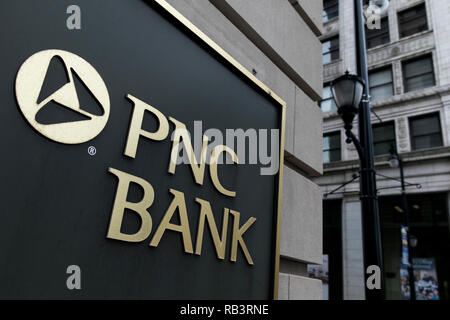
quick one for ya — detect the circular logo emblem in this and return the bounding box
[15,49,110,144]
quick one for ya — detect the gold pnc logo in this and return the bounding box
[15,49,110,144]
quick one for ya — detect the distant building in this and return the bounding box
[315,0,450,300]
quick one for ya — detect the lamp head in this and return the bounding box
[330,71,365,131]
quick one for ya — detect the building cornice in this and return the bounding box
[322,84,450,122]
[323,146,450,173]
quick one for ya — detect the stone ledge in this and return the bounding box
[322,85,450,122]
[367,30,434,66]
[323,146,450,172]
[278,273,323,300]
[371,85,450,108]
[288,0,323,37]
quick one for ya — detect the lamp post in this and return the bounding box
[388,147,416,300]
[330,0,389,300]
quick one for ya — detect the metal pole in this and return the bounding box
[398,156,416,300]
[354,0,385,300]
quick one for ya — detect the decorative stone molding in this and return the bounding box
[323,146,450,174]
[323,59,343,81]
[371,84,450,108]
[367,31,434,67]
[321,19,339,38]
[396,117,410,153]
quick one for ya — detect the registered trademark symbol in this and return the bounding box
[88,146,96,156]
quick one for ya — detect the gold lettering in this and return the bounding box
[210,145,238,197]
[230,210,256,265]
[195,198,229,259]
[107,167,154,242]
[150,189,193,254]
[124,94,169,158]
[168,117,209,185]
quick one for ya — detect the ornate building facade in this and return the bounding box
[315,0,450,300]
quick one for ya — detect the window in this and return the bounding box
[398,3,428,38]
[373,122,396,156]
[323,132,341,163]
[323,0,339,23]
[369,67,393,101]
[410,113,443,150]
[403,55,435,92]
[321,84,337,112]
[366,17,390,49]
[322,36,339,64]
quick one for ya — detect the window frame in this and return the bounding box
[372,121,396,156]
[321,83,338,112]
[366,16,390,49]
[409,112,443,151]
[323,131,341,163]
[398,3,428,38]
[368,66,394,101]
[322,35,340,65]
[323,0,339,23]
[402,54,435,93]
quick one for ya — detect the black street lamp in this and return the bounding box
[330,0,388,300]
[331,71,364,147]
[331,69,384,300]
[388,147,416,300]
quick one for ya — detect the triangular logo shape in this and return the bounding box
[34,55,105,125]
[35,100,91,124]
[71,68,104,116]
[37,55,70,105]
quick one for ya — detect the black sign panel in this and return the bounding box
[0,0,285,299]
